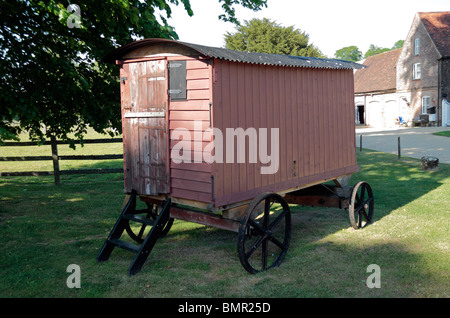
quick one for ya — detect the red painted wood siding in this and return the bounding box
[212,60,358,207]
[169,59,213,203]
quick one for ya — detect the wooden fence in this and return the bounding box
[1,137,123,185]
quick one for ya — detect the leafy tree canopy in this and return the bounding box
[0,0,267,146]
[364,44,390,58]
[224,18,324,57]
[334,40,405,62]
[334,45,362,62]
[392,40,405,49]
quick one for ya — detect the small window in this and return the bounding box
[168,60,187,100]
[413,63,421,80]
[422,96,430,114]
[414,38,420,55]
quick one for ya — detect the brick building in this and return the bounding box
[355,11,450,127]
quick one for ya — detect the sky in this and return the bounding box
[165,0,449,58]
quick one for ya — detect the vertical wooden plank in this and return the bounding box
[265,66,274,187]
[323,69,331,172]
[285,67,293,180]
[295,68,304,178]
[330,70,337,171]
[140,123,150,195]
[337,70,344,170]
[237,63,247,193]
[318,69,325,174]
[313,69,320,174]
[212,60,223,199]
[247,65,262,188]
[290,68,298,179]
[348,70,357,167]
[244,63,255,192]
[271,66,279,185]
[131,117,140,193]
[307,68,314,176]
[260,65,268,187]
[229,62,239,192]
[222,61,233,196]
[278,66,287,183]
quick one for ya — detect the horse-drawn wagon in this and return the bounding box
[97,39,373,275]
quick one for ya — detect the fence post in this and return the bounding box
[50,135,61,185]
[398,137,401,160]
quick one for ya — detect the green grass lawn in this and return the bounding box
[0,144,449,297]
[433,131,450,137]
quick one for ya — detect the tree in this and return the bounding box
[363,40,405,59]
[334,45,362,62]
[224,18,324,57]
[392,40,404,49]
[0,0,267,145]
[364,44,390,58]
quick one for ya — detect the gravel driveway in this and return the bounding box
[355,127,450,164]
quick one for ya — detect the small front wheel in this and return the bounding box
[237,193,291,274]
[349,181,374,229]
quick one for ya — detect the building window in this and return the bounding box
[168,60,187,101]
[413,63,421,80]
[422,96,430,114]
[414,38,420,55]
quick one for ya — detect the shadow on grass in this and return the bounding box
[0,149,448,297]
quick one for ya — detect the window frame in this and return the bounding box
[168,60,187,101]
[422,96,430,114]
[413,63,421,80]
[414,38,420,55]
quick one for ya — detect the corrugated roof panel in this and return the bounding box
[103,38,365,70]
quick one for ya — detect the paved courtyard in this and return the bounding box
[355,126,450,164]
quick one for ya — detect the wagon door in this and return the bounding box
[122,59,169,195]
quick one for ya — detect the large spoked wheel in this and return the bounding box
[238,193,291,274]
[349,181,374,229]
[125,203,174,244]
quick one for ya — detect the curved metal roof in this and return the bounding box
[103,38,364,70]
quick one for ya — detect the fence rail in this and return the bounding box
[1,137,124,185]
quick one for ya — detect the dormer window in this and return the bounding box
[414,38,420,55]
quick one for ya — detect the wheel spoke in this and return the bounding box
[261,239,268,270]
[245,235,265,259]
[267,209,289,232]
[248,219,265,235]
[268,235,286,250]
[360,184,366,203]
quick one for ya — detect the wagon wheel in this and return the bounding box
[125,203,174,244]
[238,193,291,274]
[349,181,374,229]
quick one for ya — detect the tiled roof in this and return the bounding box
[354,49,401,94]
[103,38,365,70]
[419,12,450,58]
